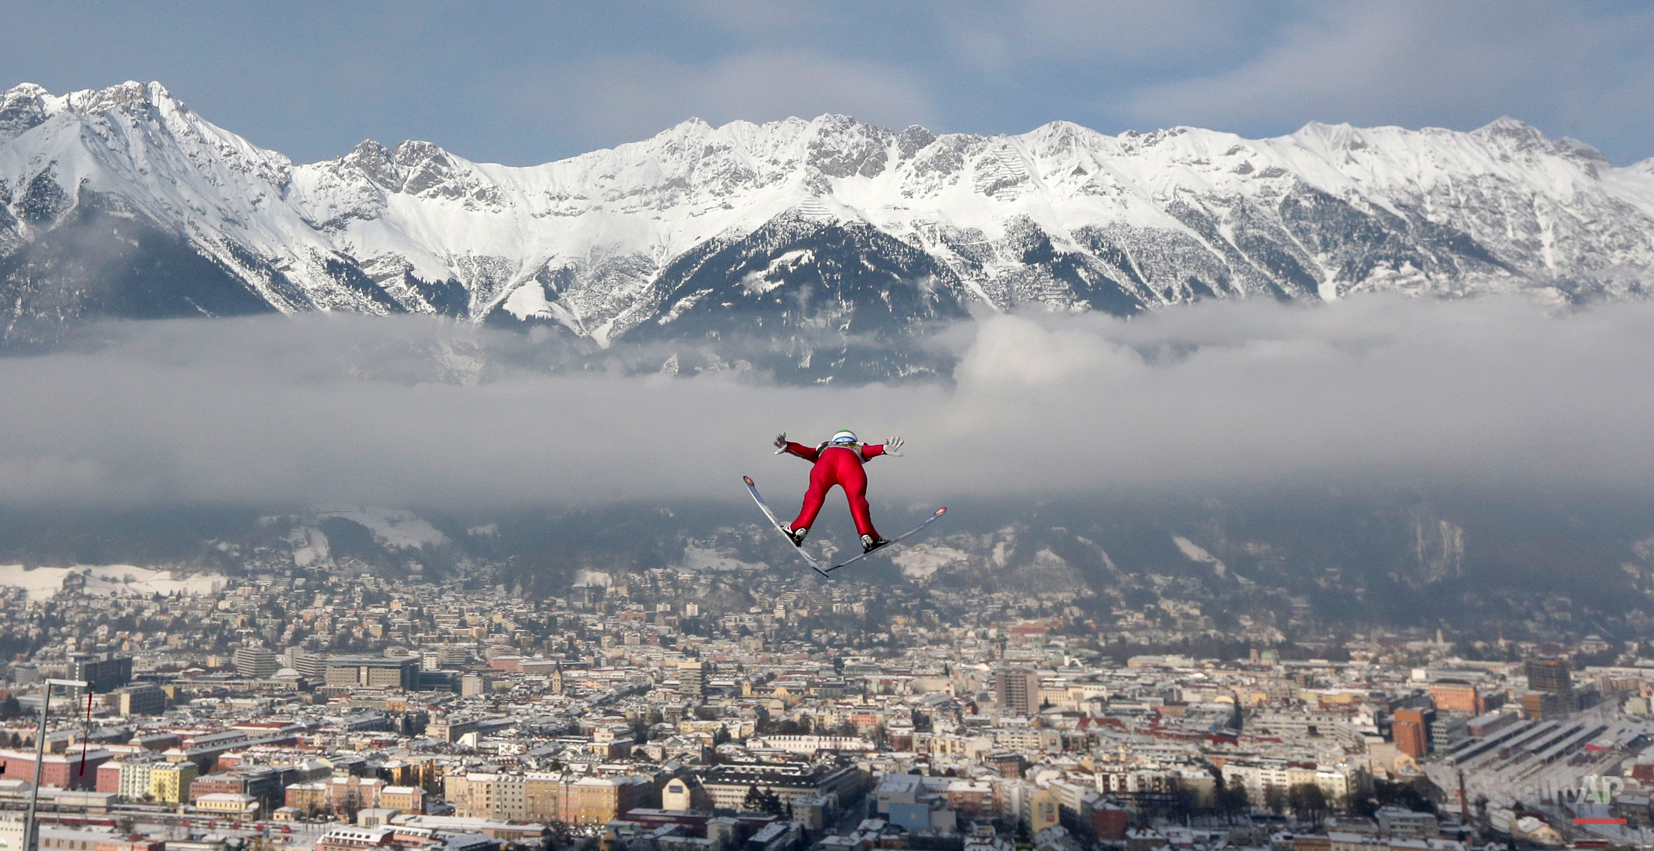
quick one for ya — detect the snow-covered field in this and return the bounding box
[0,564,225,601]
[288,526,330,567]
[890,543,971,580]
[677,544,768,573]
[1173,535,1229,578]
[314,506,449,549]
[572,569,613,587]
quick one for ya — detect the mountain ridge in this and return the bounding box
[5,80,1654,377]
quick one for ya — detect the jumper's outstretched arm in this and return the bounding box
[773,433,819,462]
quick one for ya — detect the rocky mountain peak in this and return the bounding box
[895,125,936,160]
[342,139,399,189]
[805,115,892,181]
[1473,114,1607,162]
[390,140,461,194]
[1477,114,1542,138]
[0,83,49,144]
[60,80,177,117]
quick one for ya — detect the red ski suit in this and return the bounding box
[781,441,888,538]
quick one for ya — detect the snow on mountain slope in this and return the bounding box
[5,80,1654,366]
[0,83,401,319]
[314,506,449,550]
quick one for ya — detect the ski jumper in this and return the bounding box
[781,440,887,538]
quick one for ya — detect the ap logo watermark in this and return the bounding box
[1543,775,1625,804]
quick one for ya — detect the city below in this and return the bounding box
[2,563,1650,851]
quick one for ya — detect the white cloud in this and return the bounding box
[1010,0,1256,64]
[1113,2,1654,156]
[0,296,1652,509]
[520,50,937,146]
[939,0,1255,77]
[679,0,818,35]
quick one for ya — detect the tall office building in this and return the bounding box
[1392,708,1430,758]
[233,645,281,679]
[67,652,132,693]
[1525,658,1577,715]
[1525,658,1572,693]
[116,684,166,716]
[288,647,329,680]
[679,662,705,703]
[994,668,1040,717]
[324,656,420,691]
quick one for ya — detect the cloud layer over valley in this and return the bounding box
[3,295,1652,509]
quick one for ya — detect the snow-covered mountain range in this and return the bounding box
[5,80,1654,374]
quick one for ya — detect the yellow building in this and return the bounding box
[284,781,328,814]
[524,773,562,823]
[565,776,651,825]
[1022,787,1059,833]
[450,773,649,825]
[149,762,199,804]
[195,793,259,816]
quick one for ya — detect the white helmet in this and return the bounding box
[830,430,858,445]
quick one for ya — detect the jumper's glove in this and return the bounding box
[774,432,789,454]
[884,436,904,456]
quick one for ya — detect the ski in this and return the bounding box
[743,476,832,578]
[825,507,948,573]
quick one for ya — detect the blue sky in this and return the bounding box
[3,0,1652,165]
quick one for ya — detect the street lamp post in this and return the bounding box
[23,679,89,851]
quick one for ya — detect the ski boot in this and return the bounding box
[861,534,890,555]
[784,526,809,547]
